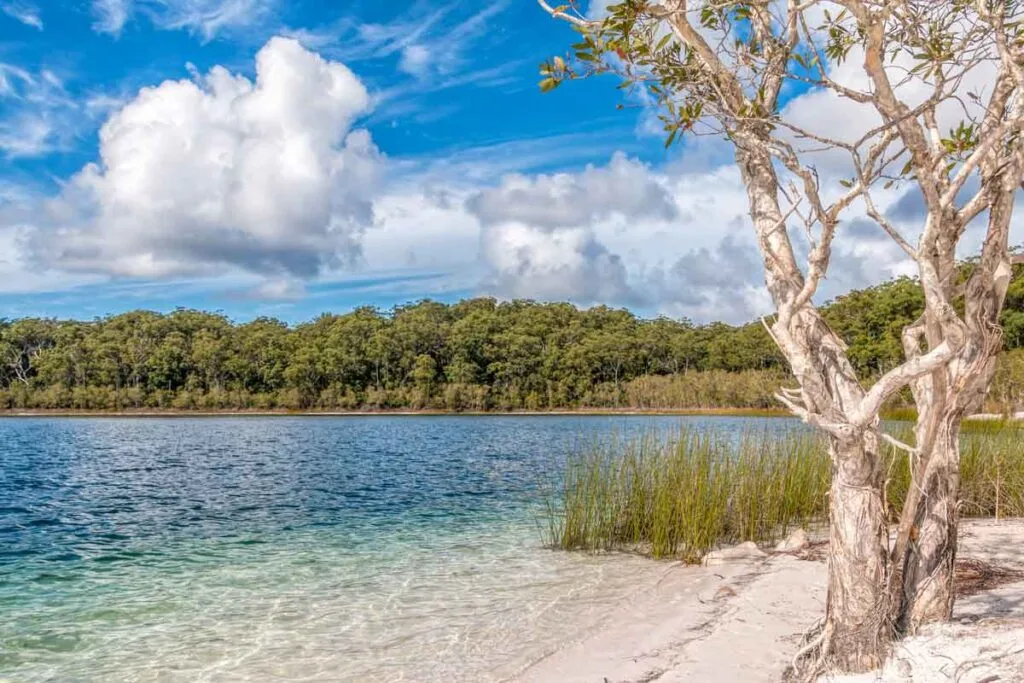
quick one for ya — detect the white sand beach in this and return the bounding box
[515,520,1024,683]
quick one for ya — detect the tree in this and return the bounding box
[538,0,1024,673]
[0,318,56,387]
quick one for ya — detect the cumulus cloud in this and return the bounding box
[466,153,678,304]
[645,228,771,322]
[7,12,1003,322]
[468,153,678,229]
[28,37,382,282]
[481,223,637,304]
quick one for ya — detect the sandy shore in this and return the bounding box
[514,520,1024,683]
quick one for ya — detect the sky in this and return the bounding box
[0,1,1016,325]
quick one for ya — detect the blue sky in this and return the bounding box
[0,0,684,323]
[2,1,650,179]
[0,1,970,325]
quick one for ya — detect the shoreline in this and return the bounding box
[0,407,793,418]
[517,519,1024,682]
[1,407,1021,420]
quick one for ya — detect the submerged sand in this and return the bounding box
[514,520,1024,683]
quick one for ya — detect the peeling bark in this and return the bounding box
[890,411,961,634]
[737,137,893,669]
[825,430,890,672]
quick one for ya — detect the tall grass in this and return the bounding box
[545,423,1024,562]
[884,421,1024,522]
[544,428,828,562]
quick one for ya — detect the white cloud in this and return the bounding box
[298,1,514,91]
[481,222,638,304]
[467,153,678,229]
[364,187,480,275]
[7,10,1016,323]
[398,44,431,78]
[248,277,306,300]
[1,1,42,29]
[91,0,276,40]
[151,0,277,41]
[645,230,774,323]
[92,0,131,35]
[779,24,999,179]
[0,64,80,158]
[26,37,381,284]
[465,153,679,306]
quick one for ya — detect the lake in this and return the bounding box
[0,415,794,682]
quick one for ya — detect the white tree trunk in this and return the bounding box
[825,430,890,671]
[894,185,1015,630]
[890,408,961,633]
[902,419,960,631]
[736,138,893,670]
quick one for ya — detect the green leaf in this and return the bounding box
[539,78,559,93]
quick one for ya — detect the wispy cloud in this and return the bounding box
[92,0,131,35]
[150,0,278,42]
[390,128,646,187]
[0,65,82,158]
[288,1,519,126]
[0,60,131,159]
[91,0,277,40]
[290,0,515,90]
[1,1,42,29]
[296,1,456,63]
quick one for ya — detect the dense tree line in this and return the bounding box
[2,267,1023,412]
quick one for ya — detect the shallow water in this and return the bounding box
[0,415,795,681]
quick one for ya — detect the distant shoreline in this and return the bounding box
[0,407,792,418]
[2,408,1020,419]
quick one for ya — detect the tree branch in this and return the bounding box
[854,323,965,427]
[536,0,593,28]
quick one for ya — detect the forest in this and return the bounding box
[3,266,1024,412]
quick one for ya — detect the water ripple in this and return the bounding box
[0,415,793,681]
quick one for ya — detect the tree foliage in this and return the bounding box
[2,267,1023,412]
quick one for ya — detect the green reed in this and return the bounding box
[883,420,1024,521]
[544,428,828,562]
[545,422,1024,562]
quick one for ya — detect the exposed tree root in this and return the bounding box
[783,617,827,682]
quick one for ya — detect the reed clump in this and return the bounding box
[884,421,1024,522]
[545,428,828,562]
[545,423,1024,562]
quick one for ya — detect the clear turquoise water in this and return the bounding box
[0,415,792,682]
